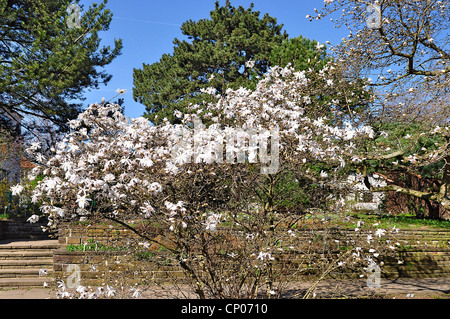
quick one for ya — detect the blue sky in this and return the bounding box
[77,0,348,119]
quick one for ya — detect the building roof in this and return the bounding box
[20,158,36,170]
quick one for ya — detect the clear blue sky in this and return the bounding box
[77,0,348,119]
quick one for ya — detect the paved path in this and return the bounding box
[0,278,448,299]
[298,277,450,298]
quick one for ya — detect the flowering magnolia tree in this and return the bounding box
[18,59,401,298]
[308,0,450,218]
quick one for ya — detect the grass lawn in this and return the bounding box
[346,211,450,230]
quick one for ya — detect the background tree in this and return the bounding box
[270,35,372,120]
[312,0,450,218]
[0,0,123,132]
[315,0,449,124]
[133,0,288,125]
[269,35,329,71]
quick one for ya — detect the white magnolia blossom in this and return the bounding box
[20,64,377,232]
[27,214,40,224]
[204,212,222,232]
[10,62,410,298]
[375,228,386,237]
[115,88,127,95]
[256,251,274,261]
[140,202,155,218]
[24,66,387,235]
[11,184,24,196]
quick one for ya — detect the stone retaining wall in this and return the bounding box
[0,221,4,240]
[0,218,52,240]
[57,220,142,246]
[53,249,187,287]
[53,221,450,287]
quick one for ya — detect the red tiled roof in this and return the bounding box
[20,158,36,169]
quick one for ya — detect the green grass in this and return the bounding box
[66,240,125,252]
[347,212,450,229]
[133,251,156,260]
[378,214,450,229]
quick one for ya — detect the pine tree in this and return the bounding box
[133,0,288,124]
[0,0,123,132]
[269,36,328,71]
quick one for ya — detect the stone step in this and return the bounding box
[394,239,450,243]
[0,240,60,251]
[0,238,58,288]
[397,247,450,252]
[385,259,450,266]
[3,233,51,238]
[397,251,450,259]
[396,254,450,261]
[384,271,450,279]
[400,240,450,243]
[297,237,450,246]
[0,259,53,269]
[0,268,53,278]
[0,251,53,260]
[327,265,450,279]
[0,277,50,288]
[398,258,450,264]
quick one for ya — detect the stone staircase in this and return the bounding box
[0,219,59,289]
[0,240,60,289]
[382,229,450,279]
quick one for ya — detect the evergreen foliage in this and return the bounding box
[133,0,288,124]
[0,0,122,131]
